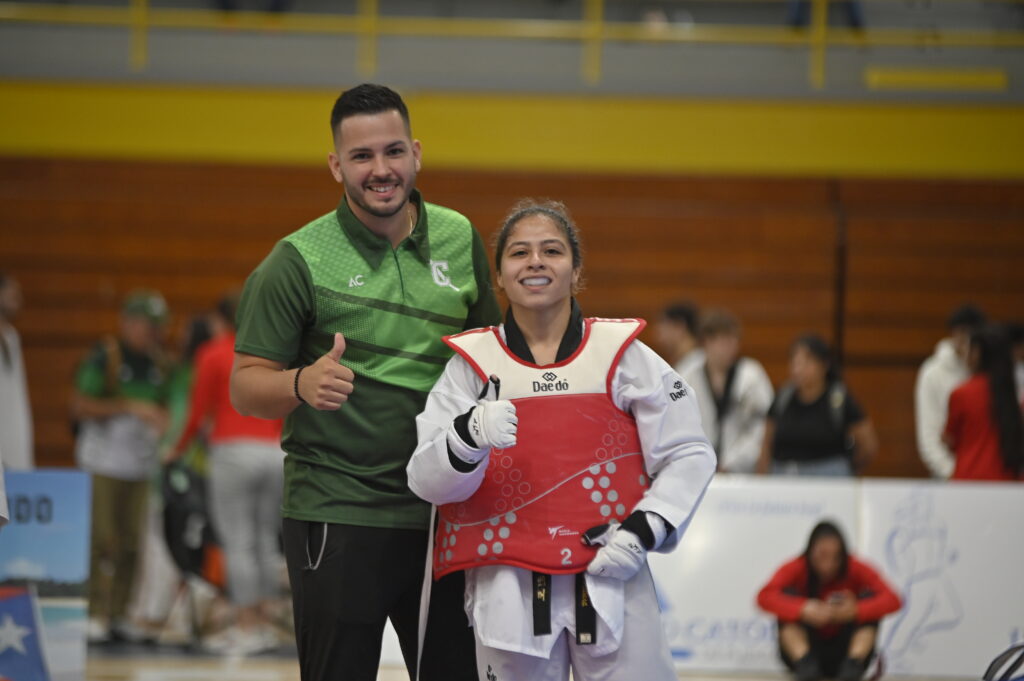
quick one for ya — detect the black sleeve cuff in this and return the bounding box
[448,410,481,473]
[621,510,656,551]
[453,411,477,448]
[447,448,480,473]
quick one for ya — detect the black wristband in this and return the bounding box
[294,366,306,404]
[453,411,477,448]
[621,510,656,551]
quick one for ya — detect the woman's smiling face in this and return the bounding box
[496,214,580,313]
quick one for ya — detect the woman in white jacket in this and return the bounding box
[407,199,716,681]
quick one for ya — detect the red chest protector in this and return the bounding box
[433,318,650,578]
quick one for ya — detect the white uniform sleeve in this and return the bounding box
[407,355,491,505]
[612,341,717,552]
[726,359,774,474]
[914,362,955,479]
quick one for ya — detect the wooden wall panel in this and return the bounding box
[841,183,1024,477]
[2,158,1020,478]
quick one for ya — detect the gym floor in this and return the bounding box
[84,644,946,681]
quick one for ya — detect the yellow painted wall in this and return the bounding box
[2,80,1023,178]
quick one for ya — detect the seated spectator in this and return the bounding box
[915,303,986,479]
[787,0,864,29]
[757,520,902,681]
[655,300,702,376]
[682,307,773,473]
[757,334,877,476]
[214,0,289,12]
[943,324,1024,481]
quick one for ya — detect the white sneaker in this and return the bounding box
[87,618,110,644]
[110,618,156,644]
[202,625,276,657]
[230,627,277,656]
[200,626,238,654]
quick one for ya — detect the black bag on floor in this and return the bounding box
[161,461,218,578]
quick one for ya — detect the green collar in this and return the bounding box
[335,189,431,269]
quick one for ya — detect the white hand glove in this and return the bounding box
[469,399,518,450]
[447,399,518,465]
[583,521,647,581]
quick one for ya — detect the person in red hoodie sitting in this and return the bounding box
[757,520,901,681]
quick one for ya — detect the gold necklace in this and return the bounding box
[406,204,416,238]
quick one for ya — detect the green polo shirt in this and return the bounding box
[235,191,500,529]
[75,339,168,404]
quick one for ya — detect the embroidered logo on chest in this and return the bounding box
[429,260,460,291]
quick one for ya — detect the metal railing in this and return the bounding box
[0,0,1022,88]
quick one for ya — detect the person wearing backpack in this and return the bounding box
[756,334,878,476]
[71,290,171,643]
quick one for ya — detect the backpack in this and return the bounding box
[161,460,223,589]
[70,335,122,437]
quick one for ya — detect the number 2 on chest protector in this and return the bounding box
[561,548,572,565]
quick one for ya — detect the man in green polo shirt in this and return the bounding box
[72,289,170,643]
[231,84,500,681]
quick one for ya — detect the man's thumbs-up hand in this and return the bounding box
[297,332,355,410]
[326,332,346,362]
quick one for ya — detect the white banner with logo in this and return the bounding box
[385,476,1022,677]
[648,475,1023,678]
[648,476,858,672]
[859,480,1024,677]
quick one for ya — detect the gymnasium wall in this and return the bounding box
[1,84,1021,474]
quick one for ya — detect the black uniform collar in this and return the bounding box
[503,299,584,365]
[335,189,430,269]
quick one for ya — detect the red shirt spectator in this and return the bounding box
[756,521,901,681]
[757,555,901,638]
[945,374,1020,481]
[174,332,281,453]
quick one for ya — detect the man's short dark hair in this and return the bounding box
[330,83,411,140]
[662,301,699,336]
[947,303,986,331]
[699,307,741,339]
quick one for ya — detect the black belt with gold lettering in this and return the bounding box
[532,572,551,636]
[530,571,597,645]
[575,573,596,645]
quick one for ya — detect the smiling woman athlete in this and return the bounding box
[407,199,717,681]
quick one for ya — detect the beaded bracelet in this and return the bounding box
[294,366,306,404]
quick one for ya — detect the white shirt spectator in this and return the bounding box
[915,338,968,479]
[0,323,33,470]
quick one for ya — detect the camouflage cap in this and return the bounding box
[122,289,169,326]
